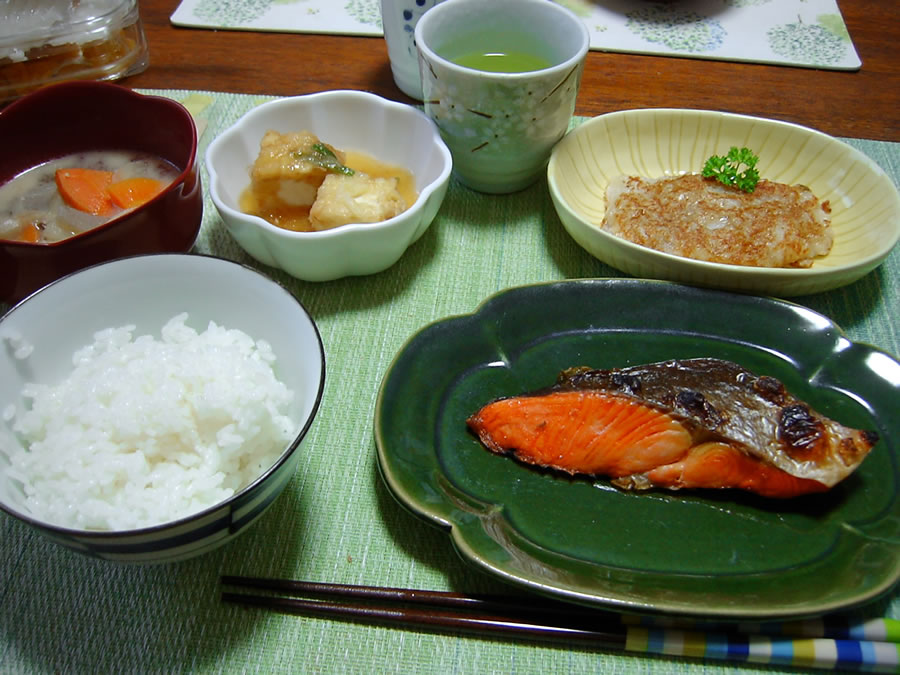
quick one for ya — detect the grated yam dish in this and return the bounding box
[601,174,833,268]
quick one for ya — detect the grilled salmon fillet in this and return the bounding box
[466,359,877,498]
[601,174,833,268]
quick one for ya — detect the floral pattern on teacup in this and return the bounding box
[421,63,582,156]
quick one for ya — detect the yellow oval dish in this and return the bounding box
[547,109,900,296]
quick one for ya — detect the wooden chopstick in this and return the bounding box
[221,591,627,648]
[221,575,604,620]
[220,576,626,649]
[220,576,900,672]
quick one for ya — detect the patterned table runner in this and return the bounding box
[170,0,862,70]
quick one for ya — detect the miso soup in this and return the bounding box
[0,150,180,244]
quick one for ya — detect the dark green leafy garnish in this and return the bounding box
[702,146,760,193]
[294,143,355,176]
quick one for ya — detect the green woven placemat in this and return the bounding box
[1,90,897,674]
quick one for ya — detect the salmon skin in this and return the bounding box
[466,358,878,498]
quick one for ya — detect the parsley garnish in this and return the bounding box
[702,146,760,193]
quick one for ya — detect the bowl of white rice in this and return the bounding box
[0,253,325,563]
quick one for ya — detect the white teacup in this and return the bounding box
[380,0,446,100]
[415,0,590,194]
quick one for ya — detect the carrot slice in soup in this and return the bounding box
[18,222,43,244]
[108,177,166,209]
[55,168,115,215]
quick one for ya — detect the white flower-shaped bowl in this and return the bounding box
[548,109,900,297]
[206,90,452,281]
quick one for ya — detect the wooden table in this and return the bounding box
[129,0,899,142]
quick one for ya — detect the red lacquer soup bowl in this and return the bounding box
[0,81,202,304]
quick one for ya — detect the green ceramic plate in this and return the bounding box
[374,279,900,619]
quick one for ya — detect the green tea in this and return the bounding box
[451,50,551,73]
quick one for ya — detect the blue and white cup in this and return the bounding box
[380,0,446,100]
[415,0,590,194]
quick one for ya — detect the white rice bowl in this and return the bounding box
[1,313,296,531]
[0,254,324,563]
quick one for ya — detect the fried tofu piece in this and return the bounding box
[308,173,407,231]
[249,130,345,212]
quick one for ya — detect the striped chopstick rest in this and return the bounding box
[624,615,900,643]
[626,627,900,672]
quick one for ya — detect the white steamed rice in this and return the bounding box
[0,313,296,531]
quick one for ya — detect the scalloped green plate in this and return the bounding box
[374,279,900,619]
